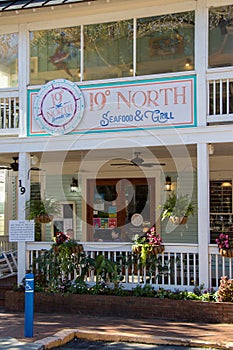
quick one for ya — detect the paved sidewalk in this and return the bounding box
[0,309,233,349]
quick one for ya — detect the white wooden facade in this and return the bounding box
[0,0,232,289]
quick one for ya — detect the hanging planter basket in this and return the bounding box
[150,245,165,255]
[219,248,233,258]
[132,245,141,254]
[132,244,165,255]
[71,244,84,253]
[35,214,53,224]
[169,216,188,225]
[53,243,84,254]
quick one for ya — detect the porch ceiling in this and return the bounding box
[0,142,232,169]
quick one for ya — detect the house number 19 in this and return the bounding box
[19,179,26,195]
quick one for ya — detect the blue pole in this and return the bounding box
[24,273,34,337]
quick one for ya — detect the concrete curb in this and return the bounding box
[34,329,233,350]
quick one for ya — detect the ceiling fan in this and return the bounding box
[0,156,42,173]
[110,152,166,168]
[0,157,19,171]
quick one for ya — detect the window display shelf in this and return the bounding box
[210,180,232,213]
[210,180,232,243]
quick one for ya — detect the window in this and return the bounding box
[0,33,18,88]
[209,5,233,69]
[210,180,233,243]
[29,11,195,85]
[29,27,81,85]
[136,11,195,75]
[84,20,133,81]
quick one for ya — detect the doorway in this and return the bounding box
[86,178,155,241]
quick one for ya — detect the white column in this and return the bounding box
[197,143,210,288]
[195,0,208,127]
[18,24,28,137]
[17,152,31,285]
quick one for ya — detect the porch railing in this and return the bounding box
[0,90,19,135]
[26,242,200,291]
[0,235,17,252]
[25,242,233,291]
[209,244,233,287]
[207,69,233,124]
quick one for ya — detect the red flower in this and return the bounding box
[55,232,69,245]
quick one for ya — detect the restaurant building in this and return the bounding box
[0,0,232,289]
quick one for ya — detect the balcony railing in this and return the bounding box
[0,90,19,135]
[207,69,233,124]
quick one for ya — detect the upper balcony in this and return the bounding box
[0,90,19,136]
[207,69,233,125]
[1,3,233,136]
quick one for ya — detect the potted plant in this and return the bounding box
[159,192,195,225]
[216,233,233,258]
[132,225,164,265]
[25,198,60,223]
[53,231,83,254]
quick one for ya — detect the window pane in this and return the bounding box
[0,33,18,88]
[84,20,133,81]
[29,27,81,85]
[209,6,233,68]
[136,11,195,75]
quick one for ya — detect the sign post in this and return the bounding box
[24,273,34,337]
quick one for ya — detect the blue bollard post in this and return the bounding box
[24,273,34,337]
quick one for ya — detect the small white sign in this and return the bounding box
[9,220,35,242]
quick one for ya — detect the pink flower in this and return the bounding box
[146,225,163,246]
[216,233,230,249]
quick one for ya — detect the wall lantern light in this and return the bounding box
[70,177,79,192]
[165,176,172,191]
[220,181,232,188]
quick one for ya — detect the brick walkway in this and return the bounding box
[0,309,233,349]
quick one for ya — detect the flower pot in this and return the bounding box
[219,247,233,258]
[53,245,59,253]
[132,245,165,255]
[71,244,84,253]
[132,245,141,254]
[150,245,165,255]
[169,216,188,225]
[35,214,53,223]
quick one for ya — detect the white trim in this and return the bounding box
[197,143,209,288]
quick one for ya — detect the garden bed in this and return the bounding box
[5,291,233,323]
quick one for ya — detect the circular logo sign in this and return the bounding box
[131,213,143,227]
[34,79,84,135]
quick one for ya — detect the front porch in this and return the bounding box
[25,241,227,291]
[0,140,232,291]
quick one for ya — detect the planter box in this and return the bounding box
[5,291,233,323]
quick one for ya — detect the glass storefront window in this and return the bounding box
[136,11,195,75]
[84,20,133,81]
[209,6,233,69]
[29,27,81,85]
[29,12,195,85]
[0,33,18,88]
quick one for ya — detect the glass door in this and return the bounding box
[86,178,155,241]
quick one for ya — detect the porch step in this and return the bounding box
[0,276,17,307]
